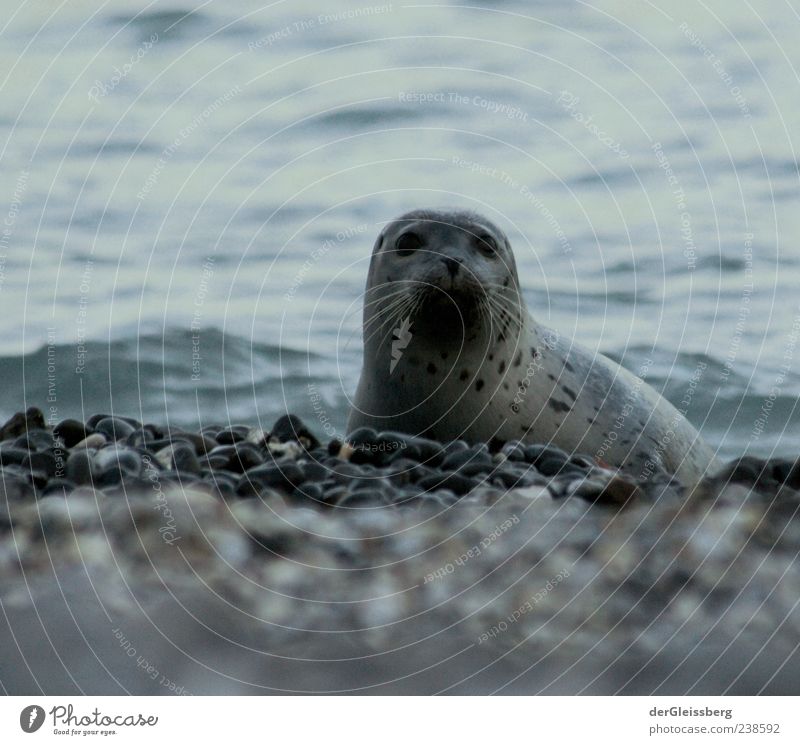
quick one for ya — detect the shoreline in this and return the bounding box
[1,406,799,694]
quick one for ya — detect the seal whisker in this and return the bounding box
[368,291,422,352]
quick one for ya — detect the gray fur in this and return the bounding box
[348,209,719,486]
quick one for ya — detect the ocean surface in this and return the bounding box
[1,0,799,460]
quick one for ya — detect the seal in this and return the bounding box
[347,209,719,485]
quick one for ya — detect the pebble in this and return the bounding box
[0,407,46,441]
[73,433,108,451]
[66,450,95,485]
[416,470,479,496]
[22,451,58,478]
[216,426,250,445]
[441,444,492,471]
[94,417,136,441]
[53,419,94,447]
[271,414,320,450]
[0,410,776,518]
[237,462,306,497]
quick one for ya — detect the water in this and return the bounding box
[1,0,799,460]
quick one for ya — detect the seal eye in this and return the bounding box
[476,234,498,257]
[395,231,423,256]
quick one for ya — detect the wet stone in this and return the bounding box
[490,465,538,489]
[21,451,58,478]
[325,461,366,485]
[442,445,492,471]
[0,446,30,467]
[53,419,94,447]
[16,429,55,451]
[86,413,140,429]
[500,440,528,462]
[94,417,136,441]
[453,461,495,478]
[66,450,95,485]
[297,460,329,483]
[237,462,306,497]
[443,439,470,455]
[416,470,477,496]
[270,414,320,450]
[155,443,201,475]
[218,442,265,473]
[536,456,579,478]
[200,452,232,470]
[292,482,325,503]
[40,478,78,497]
[525,444,569,465]
[164,430,217,455]
[216,426,250,445]
[336,491,387,508]
[0,407,46,441]
[347,427,378,448]
[126,428,155,448]
[94,446,142,480]
[73,433,108,451]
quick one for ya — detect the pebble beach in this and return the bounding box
[2,406,799,694]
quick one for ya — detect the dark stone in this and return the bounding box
[0,446,31,467]
[163,429,217,455]
[86,413,140,429]
[206,443,264,474]
[298,461,329,483]
[327,439,342,456]
[200,452,232,470]
[237,462,306,497]
[126,428,155,448]
[525,444,569,464]
[0,407,46,441]
[500,440,528,462]
[441,445,492,471]
[538,459,586,479]
[378,432,445,466]
[54,419,94,448]
[326,461,366,485]
[454,461,495,478]
[21,451,58,478]
[489,466,536,489]
[347,427,378,448]
[421,490,460,508]
[293,482,324,502]
[0,470,34,506]
[271,414,320,450]
[487,436,506,454]
[66,450,95,485]
[94,417,135,441]
[416,471,477,496]
[165,443,201,475]
[200,469,239,497]
[17,429,55,451]
[94,446,143,481]
[215,426,248,445]
[336,491,388,508]
[443,440,470,455]
[144,437,183,452]
[569,454,596,470]
[40,478,78,497]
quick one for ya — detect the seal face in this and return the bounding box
[348,209,717,485]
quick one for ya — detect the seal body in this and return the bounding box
[348,209,718,485]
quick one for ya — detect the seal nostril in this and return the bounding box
[442,257,460,278]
